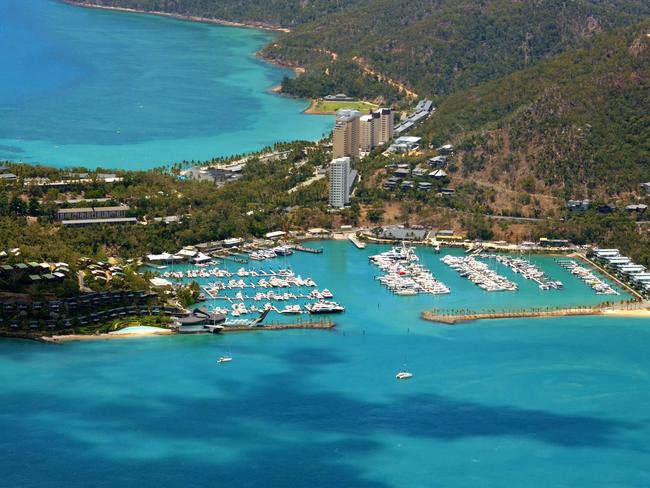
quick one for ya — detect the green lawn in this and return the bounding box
[307,99,379,114]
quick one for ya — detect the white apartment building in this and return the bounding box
[329,157,353,208]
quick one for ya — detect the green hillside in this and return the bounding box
[265,0,650,97]
[417,20,650,197]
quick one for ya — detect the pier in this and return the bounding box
[292,245,323,254]
[220,320,335,333]
[348,235,366,249]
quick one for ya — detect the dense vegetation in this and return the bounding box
[267,0,650,98]
[0,142,348,263]
[417,20,650,198]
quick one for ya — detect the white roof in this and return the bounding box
[176,248,198,257]
[192,253,212,263]
[265,231,287,239]
[395,136,422,144]
[147,252,173,261]
[150,277,172,287]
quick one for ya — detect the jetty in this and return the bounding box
[348,235,366,249]
[292,245,323,254]
[220,320,335,333]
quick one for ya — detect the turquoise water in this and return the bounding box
[2,241,650,487]
[159,243,628,319]
[0,0,333,169]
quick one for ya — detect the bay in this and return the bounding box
[1,241,649,487]
[0,0,333,169]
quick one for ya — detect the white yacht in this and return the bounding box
[321,289,334,298]
[396,371,413,380]
[304,301,345,314]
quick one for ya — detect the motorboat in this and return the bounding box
[217,356,232,363]
[279,304,302,314]
[321,289,333,298]
[396,371,413,380]
[304,301,345,314]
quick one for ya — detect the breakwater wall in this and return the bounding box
[420,303,643,325]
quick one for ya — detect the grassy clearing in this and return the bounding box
[306,99,379,114]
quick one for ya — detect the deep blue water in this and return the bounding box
[0,0,333,169]
[2,242,650,487]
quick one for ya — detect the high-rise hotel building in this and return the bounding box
[328,156,352,208]
[359,108,394,152]
[332,109,361,160]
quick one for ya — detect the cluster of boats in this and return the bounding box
[224,289,333,302]
[249,246,293,261]
[441,255,517,292]
[485,254,563,290]
[558,260,619,295]
[204,275,318,294]
[159,266,295,281]
[212,299,344,317]
[213,302,303,317]
[369,246,450,296]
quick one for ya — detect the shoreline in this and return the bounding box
[60,1,290,32]
[62,1,314,109]
[15,321,335,343]
[43,329,175,343]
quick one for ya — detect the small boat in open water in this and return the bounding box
[217,356,233,363]
[396,371,413,380]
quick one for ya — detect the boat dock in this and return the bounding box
[348,235,366,249]
[292,245,323,254]
[441,255,517,292]
[220,320,335,333]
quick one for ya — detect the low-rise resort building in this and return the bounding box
[57,205,136,227]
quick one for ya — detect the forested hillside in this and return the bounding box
[417,20,650,198]
[267,0,650,97]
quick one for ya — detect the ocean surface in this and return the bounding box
[2,241,650,487]
[0,0,333,169]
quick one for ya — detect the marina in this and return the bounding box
[370,245,450,296]
[557,260,619,295]
[152,259,344,318]
[484,254,563,290]
[149,242,627,322]
[441,255,517,292]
